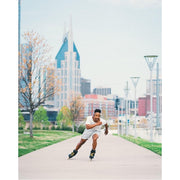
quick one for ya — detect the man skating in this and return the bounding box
[68,109,108,160]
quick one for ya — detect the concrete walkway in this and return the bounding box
[19,134,161,180]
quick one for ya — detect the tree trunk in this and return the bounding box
[29,110,33,138]
[72,122,74,132]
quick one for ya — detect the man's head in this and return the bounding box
[93,109,101,122]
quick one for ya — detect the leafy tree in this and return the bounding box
[56,106,72,129]
[33,106,49,129]
[42,116,50,129]
[18,109,25,129]
[56,111,63,128]
[18,31,60,137]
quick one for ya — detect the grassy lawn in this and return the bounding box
[18,130,80,157]
[113,134,162,156]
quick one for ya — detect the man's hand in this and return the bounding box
[104,129,108,135]
[86,121,102,129]
[96,121,102,126]
[104,123,108,135]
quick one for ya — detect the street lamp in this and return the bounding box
[144,55,158,142]
[130,77,140,138]
[121,98,124,135]
[117,104,120,135]
[124,81,130,136]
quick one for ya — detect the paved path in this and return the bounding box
[19,134,161,180]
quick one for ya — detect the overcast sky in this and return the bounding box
[20,0,161,99]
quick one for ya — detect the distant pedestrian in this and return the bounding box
[68,109,109,160]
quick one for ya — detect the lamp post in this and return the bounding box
[117,104,120,135]
[144,55,158,142]
[130,77,140,138]
[121,98,124,135]
[124,81,130,136]
[156,62,160,128]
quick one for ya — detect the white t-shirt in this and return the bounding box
[85,116,107,131]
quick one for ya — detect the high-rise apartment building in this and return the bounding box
[93,87,111,96]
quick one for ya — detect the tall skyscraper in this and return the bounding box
[93,87,111,96]
[55,18,81,109]
[80,78,91,97]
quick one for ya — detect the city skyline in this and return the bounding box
[20,0,161,98]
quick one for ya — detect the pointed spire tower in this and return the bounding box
[68,15,73,53]
[55,16,81,110]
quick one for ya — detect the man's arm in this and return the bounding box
[86,121,102,129]
[104,123,108,135]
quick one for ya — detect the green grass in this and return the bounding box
[18,130,80,157]
[113,134,162,156]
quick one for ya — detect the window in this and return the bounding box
[64,78,67,83]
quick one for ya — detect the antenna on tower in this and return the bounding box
[63,22,67,42]
[68,15,73,52]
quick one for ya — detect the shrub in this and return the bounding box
[77,125,85,134]
[56,126,61,130]
[74,125,78,132]
[51,126,56,130]
[43,127,49,130]
[18,109,26,129]
[62,126,72,131]
[18,127,24,130]
[33,126,41,130]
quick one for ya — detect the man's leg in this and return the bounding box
[92,134,99,150]
[89,133,99,159]
[68,138,87,159]
[75,138,87,151]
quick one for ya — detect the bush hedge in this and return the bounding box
[77,125,85,134]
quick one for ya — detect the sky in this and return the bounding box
[20,0,162,99]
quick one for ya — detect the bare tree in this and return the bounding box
[69,96,85,132]
[19,31,60,137]
[102,105,109,120]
